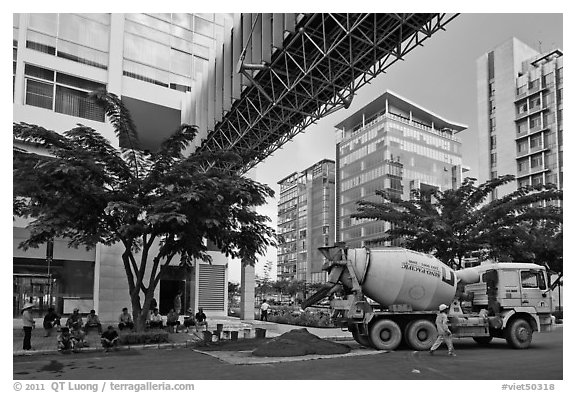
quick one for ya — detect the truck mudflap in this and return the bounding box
[502,308,540,332]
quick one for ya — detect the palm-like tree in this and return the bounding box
[353,175,562,269]
[13,89,276,329]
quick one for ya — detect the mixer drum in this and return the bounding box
[346,247,458,311]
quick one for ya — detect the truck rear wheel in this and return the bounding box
[369,319,402,351]
[405,319,437,351]
[505,319,533,349]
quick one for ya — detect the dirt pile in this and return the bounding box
[252,328,350,357]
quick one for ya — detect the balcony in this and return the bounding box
[515,124,551,140]
[515,105,547,121]
[514,83,548,102]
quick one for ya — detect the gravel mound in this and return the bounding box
[252,328,350,357]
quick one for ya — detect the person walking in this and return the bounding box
[21,302,35,351]
[260,300,270,321]
[429,303,456,356]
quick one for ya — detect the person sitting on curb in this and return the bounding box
[57,327,73,353]
[194,308,208,332]
[66,308,83,331]
[84,309,103,334]
[101,325,119,352]
[149,308,164,330]
[70,324,88,351]
[183,308,195,333]
[166,308,180,333]
[118,307,134,331]
[43,307,61,338]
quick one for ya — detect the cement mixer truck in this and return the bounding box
[302,244,554,351]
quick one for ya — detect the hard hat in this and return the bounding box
[438,304,448,311]
[21,302,34,310]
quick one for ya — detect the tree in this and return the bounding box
[13,89,276,330]
[353,175,562,269]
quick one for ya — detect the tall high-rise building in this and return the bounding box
[335,90,466,248]
[476,38,563,199]
[12,13,233,320]
[277,159,336,284]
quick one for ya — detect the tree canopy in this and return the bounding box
[353,175,562,270]
[13,89,276,329]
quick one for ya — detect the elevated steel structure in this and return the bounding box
[195,13,459,171]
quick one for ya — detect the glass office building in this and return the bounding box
[335,90,466,248]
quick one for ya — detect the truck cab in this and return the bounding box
[464,263,553,334]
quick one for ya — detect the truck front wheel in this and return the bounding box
[351,326,374,348]
[369,319,402,351]
[405,319,437,351]
[505,319,533,349]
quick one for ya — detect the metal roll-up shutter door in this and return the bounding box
[198,264,226,311]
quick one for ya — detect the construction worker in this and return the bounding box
[429,304,456,356]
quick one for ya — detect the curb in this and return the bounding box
[14,340,199,357]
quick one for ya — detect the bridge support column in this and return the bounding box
[240,263,255,321]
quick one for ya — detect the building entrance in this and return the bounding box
[13,274,57,318]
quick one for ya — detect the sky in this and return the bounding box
[228,13,564,283]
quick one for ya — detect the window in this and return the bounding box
[488,81,495,96]
[521,271,547,290]
[528,79,540,91]
[26,14,110,69]
[518,159,529,172]
[544,112,555,127]
[517,121,528,134]
[24,64,105,122]
[531,155,543,169]
[490,135,497,150]
[489,117,496,132]
[543,73,554,87]
[517,84,527,96]
[517,140,528,154]
[517,102,528,115]
[530,135,542,149]
[490,152,497,167]
[529,116,541,130]
[542,92,553,106]
[557,67,563,84]
[529,96,541,110]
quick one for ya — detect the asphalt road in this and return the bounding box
[13,327,562,380]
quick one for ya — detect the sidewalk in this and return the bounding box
[13,317,352,356]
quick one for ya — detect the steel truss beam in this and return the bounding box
[198,13,459,172]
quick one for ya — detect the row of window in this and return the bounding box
[23,64,106,122]
[517,111,556,135]
[340,162,405,192]
[18,13,224,92]
[516,71,557,96]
